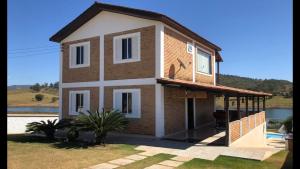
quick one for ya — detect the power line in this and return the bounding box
[9,51,59,59]
[8,45,59,52]
[8,47,59,54]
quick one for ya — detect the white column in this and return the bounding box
[155,84,165,137]
[59,45,63,120]
[155,23,164,78]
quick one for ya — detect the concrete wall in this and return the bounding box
[7,114,58,134]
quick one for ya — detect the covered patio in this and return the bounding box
[157,78,272,147]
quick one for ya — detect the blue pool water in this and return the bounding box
[266,133,284,139]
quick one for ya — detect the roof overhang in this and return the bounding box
[49,2,222,52]
[157,78,272,97]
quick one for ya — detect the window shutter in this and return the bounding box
[115,38,122,62]
[70,46,77,67]
[83,92,90,114]
[132,90,140,117]
[70,92,76,114]
[131,35,140,59]
[114,91,122,112]
[83,43,90,65]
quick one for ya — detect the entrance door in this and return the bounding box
[187,98,194,130]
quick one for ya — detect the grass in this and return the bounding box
[8,134,139,169]
[216,96,292,109]
[118,154,175,169]
[8,88,59,107]
[177,150,292,169]
[8,135,292,169]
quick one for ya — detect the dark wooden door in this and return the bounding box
[187,98,194,130]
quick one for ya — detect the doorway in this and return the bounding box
[187,98,194,130]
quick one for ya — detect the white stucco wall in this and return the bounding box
[7,114,59,134]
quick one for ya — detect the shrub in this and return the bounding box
[282,116,293,133]
[26,119,59,139]
[56,118,79,142]
[75,109,128,144]
[51,97,59,103]
[35,94,44,101]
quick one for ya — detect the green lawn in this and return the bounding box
[8,134,292,169]
[178,150,292,169]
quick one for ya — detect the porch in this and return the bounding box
[157,78,272,147]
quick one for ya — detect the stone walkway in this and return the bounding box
[87,132,285,169]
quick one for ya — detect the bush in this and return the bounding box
[282,116,293,133]
[35,94,44,101]
[26,119,59,139]
[51,97,59,103]
[56,118,79,142]
[75,109,128,144]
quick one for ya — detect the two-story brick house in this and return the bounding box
[50,2,271,147]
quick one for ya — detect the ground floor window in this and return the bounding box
[69,90,90,115]
[113,89,141,118]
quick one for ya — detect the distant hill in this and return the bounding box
[219,74,292,96]
[8,85,32,90]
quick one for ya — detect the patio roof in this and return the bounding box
[157,78,272,97]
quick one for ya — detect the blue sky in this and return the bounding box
[8,0,292,85]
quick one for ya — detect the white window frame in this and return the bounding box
[195,46,213,76]
[187,42,194,54]
[113,88,141,118]
[113,32,141,64]
[69,90,90,115]
[69,41,90,68]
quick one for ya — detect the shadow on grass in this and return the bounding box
[281,151,293,169]
[8,134,101,149]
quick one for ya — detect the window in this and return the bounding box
[113,32,140,64]
[69,90,90,115]
[196,48,212,75]
[69,42,90,68]
[113,89,141,118]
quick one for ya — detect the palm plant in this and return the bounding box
[75,109,128,144]
[26,119,59,139]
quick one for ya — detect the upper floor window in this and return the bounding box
[69,90,90,115]
[69,41,90,68]
[113,32,140,64]
[113,89,141,118]
[196,48,212,75]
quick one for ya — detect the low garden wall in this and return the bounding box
[229,111,266,146]
[7,113,59,134]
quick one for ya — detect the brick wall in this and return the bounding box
[62,36,100,83]
[104,26,155,80]
[164,27,193,81]
[103,85,155,136]
[164,87,186,135]
[241,117,249,135]
[249,115,255,129]
[62,87,99,118]
[230,120,240,143]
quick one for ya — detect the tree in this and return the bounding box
[53,82,59,89]
[49,83,54,88]
[75,109,128,144]
[35,94,44,101]
[30,83,41,92]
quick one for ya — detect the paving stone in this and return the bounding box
[144,164,174,169]
[159,160,184,167]
[89,163,119,169]
[138,151,160,156]
[125,154,147,161]
[108,158,135,166]
[171,156,194,162]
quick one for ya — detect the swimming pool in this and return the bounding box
[266,133,284,139]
